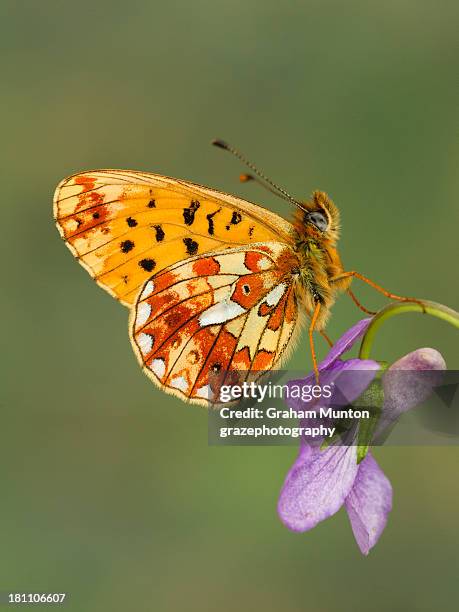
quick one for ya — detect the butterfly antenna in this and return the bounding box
[212,139,305,211]
[239,172,291,199]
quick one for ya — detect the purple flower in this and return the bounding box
[278,319,446,555]
[286,318,380,440]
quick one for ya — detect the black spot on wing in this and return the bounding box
[226,211,242,230]
[126,217,138,227]
[121,239,134,253]
[92,212,100,219]
[139,258,156,272]
[206,208,221,235]
[153,224,165,242]
[147,199,156,208]
[183,237,199,255]
[183,200,200,225]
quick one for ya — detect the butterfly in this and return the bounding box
[54,140,415,405]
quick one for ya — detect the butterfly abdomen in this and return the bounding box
[296,250,333,330]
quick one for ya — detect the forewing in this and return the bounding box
[54,170,297,305]
[129,243,301,406]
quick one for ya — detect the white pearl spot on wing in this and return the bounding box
[136,302,151,327]
[137,333,153,355]
[67,219,81,232]
[170,376,189,392]
[265,283,287,307]
[150,358,166,379]
[199,299,245,326]
[140,280,154,300]
[196,384,213,400]
[258,256,271,270]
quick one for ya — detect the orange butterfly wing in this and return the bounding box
[129,243,302,405]
[53,170,296,306]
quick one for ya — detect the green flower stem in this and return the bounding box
[359,300,459,360]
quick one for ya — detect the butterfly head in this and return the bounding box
[294,191,340,244]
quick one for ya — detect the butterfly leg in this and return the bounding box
[319,329,333,347]
[307,308,333,347]
[330,271,426,312]
[347,288,377,316]
[309,301,321,383]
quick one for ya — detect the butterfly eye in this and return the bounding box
[307,211,328,232]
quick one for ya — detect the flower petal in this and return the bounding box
[287,358,380,414]
[278,444,359,532]
[286,359,380,446]
[330,359,381,408]
[377,348,446,437]
[287,359,346,407]
[319,318,373,370]
[345,451,392,555]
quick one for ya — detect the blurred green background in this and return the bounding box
[1,1,458,610]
